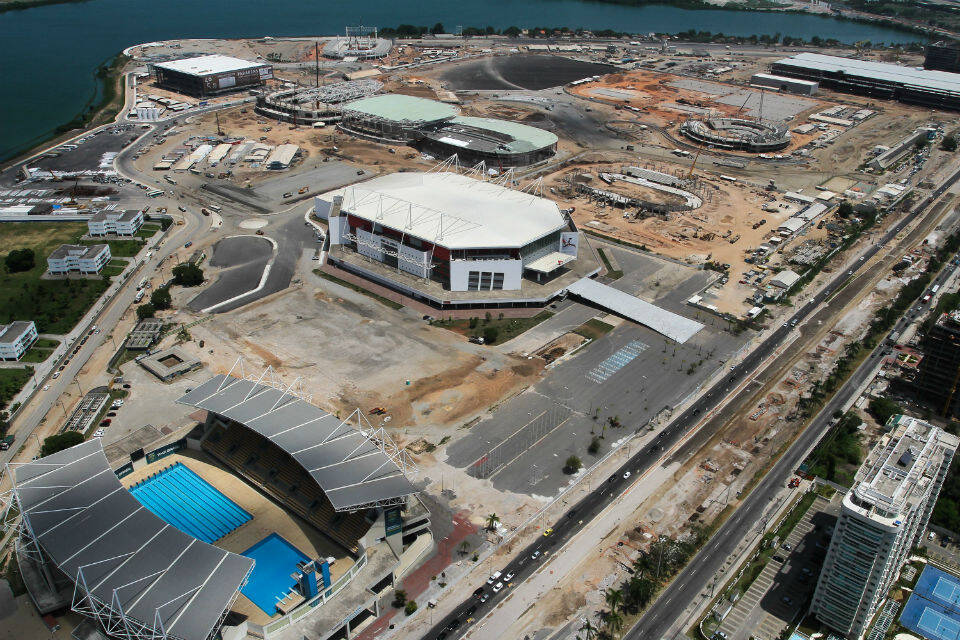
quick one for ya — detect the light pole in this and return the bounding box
[73,378,83,396]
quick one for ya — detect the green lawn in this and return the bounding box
[431,311,554,345]
[19,347,55,363]
[101,265,126,278]
[574,318,615,341]
[314,270,404,310]
[136,224,161,239]
[33,338,59,349]
[83,238,147,258]
[0,222,110,333]
[597,247,623,280]
[0,367,33,410]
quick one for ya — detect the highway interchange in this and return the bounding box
[423,163,960,640]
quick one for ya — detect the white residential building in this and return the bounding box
[87,209,143,237]
[0,321,38,361]
[47,244,111,275]
[812,415,958,639]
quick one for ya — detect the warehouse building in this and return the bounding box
[87,209,143,237]
[749,72,818,96]
[152,55,273,97]
[925,40,960,73]
[0,321,38,361]
[47,243,111,275]
[265,144,301,170]
[771,53,960,110]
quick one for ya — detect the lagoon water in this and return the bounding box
[1,0,918,161]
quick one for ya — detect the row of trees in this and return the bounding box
[137,263,204,320]
[579,530,708,639]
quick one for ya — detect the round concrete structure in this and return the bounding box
[679,117,791,153]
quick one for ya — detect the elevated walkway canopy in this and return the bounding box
[565,277,703,343]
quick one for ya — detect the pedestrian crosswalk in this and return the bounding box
[586,340,648,383]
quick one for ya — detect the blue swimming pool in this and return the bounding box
[129,462,251,543]
[240,533,311,615]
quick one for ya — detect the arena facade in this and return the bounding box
[255,79,383,125]
[317,170,602,309]
[679,117,791,152]
[3,368,432,640]
[152,55,273,98]
[338,94,559,166]
[323,26,392,60]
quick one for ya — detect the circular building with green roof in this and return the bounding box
[420,116,559,167]
[339,94,459,143]
[339,94,558,166]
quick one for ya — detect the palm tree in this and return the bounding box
[485,513,500,531]
[458,540,470,556]
[604,588,623,615]
[578,618,598,640]
[605,610,624,638]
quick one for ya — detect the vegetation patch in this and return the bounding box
[597,247,623,280]
[314,270,404,310]
[0,367,33,411]
[802,411,863,487]
[431,311,554,345]
[574,318,615,341]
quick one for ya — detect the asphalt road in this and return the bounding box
[423,166,960,640]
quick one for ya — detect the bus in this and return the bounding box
[207,203,221,213]
[931,284,941,294]
[147,189,163,198]
[137,278,147,290]
[164,176,177,185]
[134,290,145,303]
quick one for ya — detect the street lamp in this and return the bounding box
[73,378,83,396]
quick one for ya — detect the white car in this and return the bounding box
[623,471,631,479]
[52,372,60,379]
[492,582,503,593]
[42,385,50,391]
[486,571,501,585]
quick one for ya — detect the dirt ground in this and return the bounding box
[172,283,542,438]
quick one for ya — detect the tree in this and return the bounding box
[563,455,582,474]
[604,609,624,638]
[485,513,500,531]
[458,540,470,556]
[5,248,35,273]
[868,397,902,426]
[578,618,598,640]
[151,286,172,310]
[136,303,156,320]
[504,26,522,38]
[404,600,418,615]
[482,326,499,345]
[172,262,204,287]
[588,436,601,455]
[430,22,445,34]
[943,135,958,152]
[604,588,623,615]
[41,431,84,457]
[391,589,407,608]
[836,201,854,219]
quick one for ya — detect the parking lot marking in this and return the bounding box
[586,340,648,383]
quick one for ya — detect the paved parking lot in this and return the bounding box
[717,493,839,640]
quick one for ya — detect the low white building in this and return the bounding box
[265,144,300,170]
[47,244,112,275]
[777,218,806,235]
[0,321,38,361]
[87,209,143,237]
[770,269,801,289]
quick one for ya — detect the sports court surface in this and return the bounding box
[240,533,311,614]
[129,462,252,543]
[900,565,960,640]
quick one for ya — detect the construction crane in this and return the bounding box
[686,144,703,179]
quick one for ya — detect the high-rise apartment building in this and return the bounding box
[916,311,960,417]
[812,415,958,639]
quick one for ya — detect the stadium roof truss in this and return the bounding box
[177,361,418,512]
[4,440,254,640]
